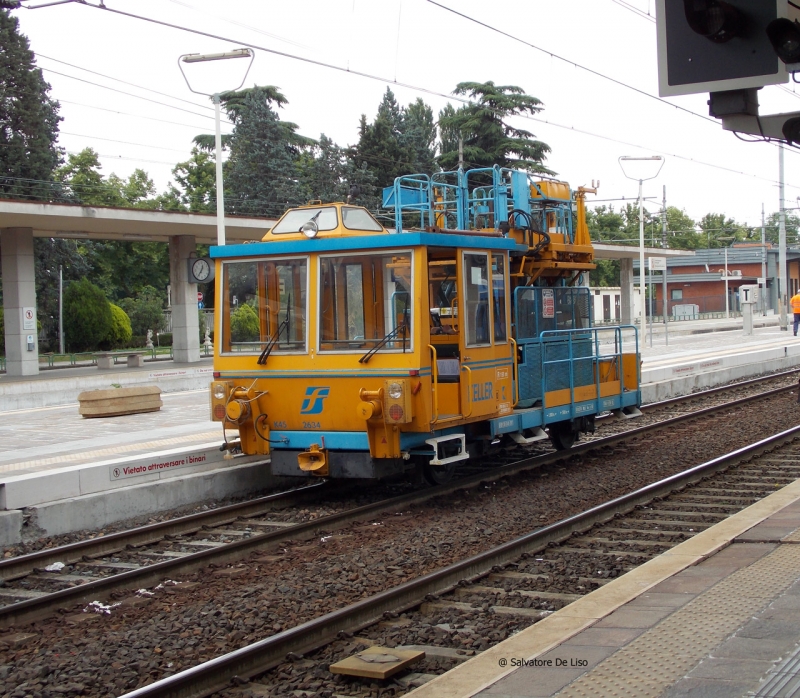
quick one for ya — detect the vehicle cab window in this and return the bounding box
[319,252,412,354]
[220,258,307,354]
[271,207,338,234]
[463,252,492,347]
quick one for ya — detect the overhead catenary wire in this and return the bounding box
[58,99,231,132]
[609,0,655,23]
[15,0,800,208]
[36,53,217,112]
[426,0,717,125]
[57,0,800,195]
[41,67,231,123]
[60,131,193,154]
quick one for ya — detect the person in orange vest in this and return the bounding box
[792,291,800,336]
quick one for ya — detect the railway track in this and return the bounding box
[119,424,800,698]
[0,368,796,696]
[0,372,798,634]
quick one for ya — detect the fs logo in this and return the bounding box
[300,386,330,415]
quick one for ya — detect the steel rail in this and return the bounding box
[592,367,800,425]
[0,480,329,582]
[1,381,794,630]
[641,367,800,412]
[118,426,800,698]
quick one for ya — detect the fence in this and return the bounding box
[162,309,215,334]
[0,344,214,374]
[596,293,771,325]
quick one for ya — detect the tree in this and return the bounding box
[586,206,626,286]
[196,86,312,217]
[299,134,349,204]
[0,9,62,201]
[438,81,551,173]
[55,147,162,209]
[165,147,216,213]
[79,240,169,303]
[664,207,701,250]
[108,304,132,348]
[764,211,800,246]
[351,88,426,190]
[118,285,165,337]
[34,237,90,349]
[230,303,260,342]
[53,148,169,301]
[54,148,123,206]
[403,98,437,175]
[299,134,378,208]
[698,213,749,248]
[109,169,157,209]
[63,278,113,352]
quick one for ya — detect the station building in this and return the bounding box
[633,245,800,318]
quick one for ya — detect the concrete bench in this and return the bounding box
[94,351,147,369]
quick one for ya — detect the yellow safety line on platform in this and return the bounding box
[556,544,800,697]
[405,476,800,698]
[0,431,220,474]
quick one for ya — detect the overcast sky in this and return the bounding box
[13,0,800,239]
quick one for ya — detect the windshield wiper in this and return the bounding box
[358,322,407,364]
[359,292,409,364]
[257,294,291,366]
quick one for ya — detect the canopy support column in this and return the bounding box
[169,235,200,363]
[1,227,39,376]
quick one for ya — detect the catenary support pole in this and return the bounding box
[639,178,645,333]
[662,185,668,346]
[780,145,788,330]
[58,264,64,355]
[762,204,767,316]
[213,93,225,247]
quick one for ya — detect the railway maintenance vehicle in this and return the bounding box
[209,165,641,484]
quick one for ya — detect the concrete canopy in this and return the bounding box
[0,201,277,377]
[593,243,696,260]
[0,200,275,244]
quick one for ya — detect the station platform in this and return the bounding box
[0,359,288,543]
[407,476,800,698]
[0,356,214,411]
[0,317,799,545]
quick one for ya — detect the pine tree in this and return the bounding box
[0,9,61,200]
[352,88,416,190]
[438,81,551,174]
[402,98,437,175]
[300,134,349,204]
[218,86,312,216]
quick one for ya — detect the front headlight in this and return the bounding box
[387,381,403,399]
[213,383,227,399]
[301,221,319,238]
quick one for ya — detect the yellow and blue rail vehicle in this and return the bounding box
[209,166,641,483]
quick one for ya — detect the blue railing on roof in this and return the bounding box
[382,166,576,241]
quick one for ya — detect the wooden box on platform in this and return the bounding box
[78,386,162,418]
